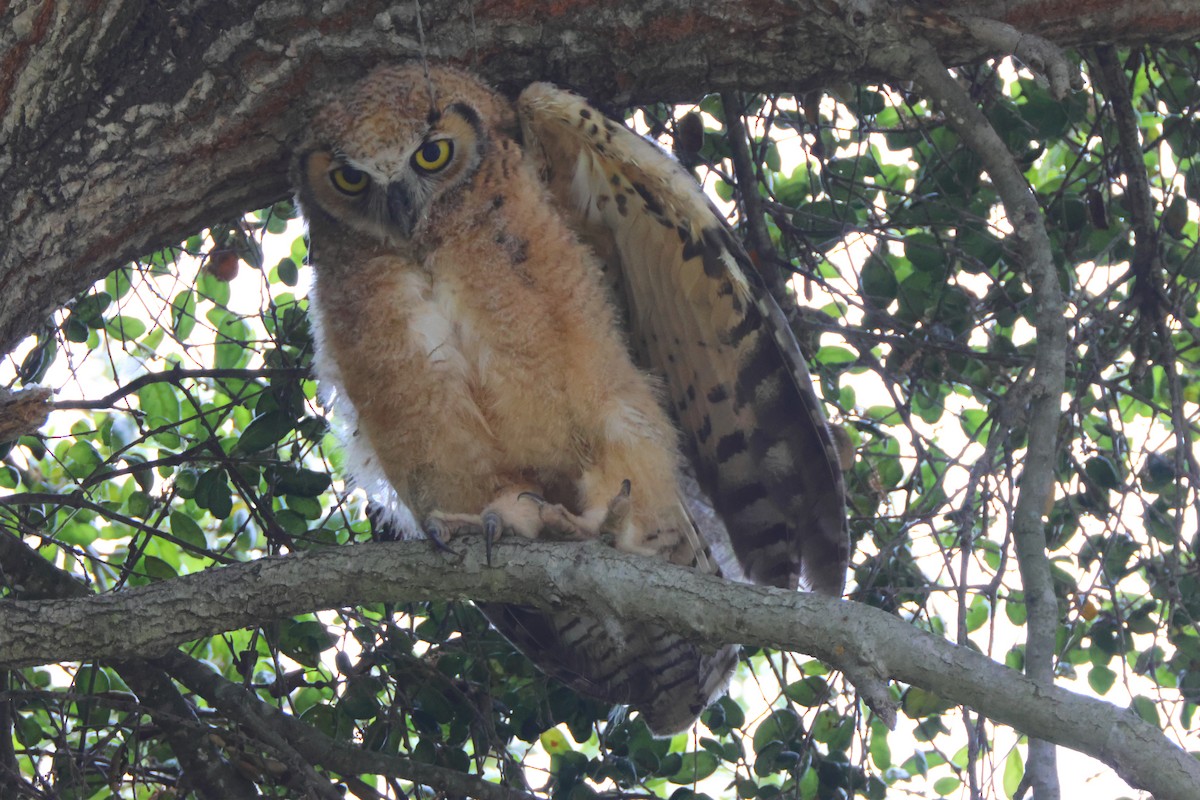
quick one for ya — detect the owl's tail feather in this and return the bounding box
[479,603,738,736]
[638,642,741,736]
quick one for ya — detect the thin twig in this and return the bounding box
[51,367,308,412]
[0,492,238,565]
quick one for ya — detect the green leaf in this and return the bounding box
[815,346,857,366]
[212,313,252,370]
[106,265,134,300]
[965,596,990,632]
[169,511,207,550]
[868,720,891,769]
[276,258,299,287]
[752,708,802,753]
[171,291,197,340]
[14,714,45,747]
[957,225,1003,273]
[783,676,829,707]
[540,727,571,754]
[126,490,152,519]
[860,255,898,307]
[198,270,231,306]
[1088,665,1116,695]
[138,381,181,425]
[141,556,178,582]
[290,235,309,264]
[73,291,113,325]
[62,316,89,343]
[64,441,103,480]
[339,676,383,720]
[234,410,294,454]
[194,468,233,519]
[299,703,352,740]
[933,776,961,796]
[269,465,331,497]
[1131,695,1159,725]
[277,619,338,668]
[1084,456,1122,490]
[174,468,199,497]
[960,408,992,441]
[1002,745,1024,798]
[105,315,147,342]
[286,495,323,520]
[668,751,718,784]
[902,687,952,719]
[1004,596,1027,625]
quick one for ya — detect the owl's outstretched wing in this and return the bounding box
[518,85,848,595]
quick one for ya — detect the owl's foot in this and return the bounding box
[422,491,544,564]
[422,512,483,552]
[518,479,632,545]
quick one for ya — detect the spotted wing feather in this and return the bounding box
[519,85,848,594]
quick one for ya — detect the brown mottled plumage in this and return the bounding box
[293,64,847,735]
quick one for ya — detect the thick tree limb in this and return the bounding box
[0,522,259,799]
[0,387,51,445]
[0,536,1195,798]
[2,0,1200,356]
[0,529,536,800]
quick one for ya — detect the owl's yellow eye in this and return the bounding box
[331,165,370,195]
[412,140,454,173]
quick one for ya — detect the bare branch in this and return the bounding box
[938,12,1081,98]
[50,367,309,412]
[0,387,51,444]
[0,535,1195,798]
[1092,47,1164,333]
[874,37,1069,800]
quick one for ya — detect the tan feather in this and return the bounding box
[519,84,849,594]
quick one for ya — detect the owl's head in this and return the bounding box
[294,64,517,244]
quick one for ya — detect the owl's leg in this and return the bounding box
[518,480,633,544]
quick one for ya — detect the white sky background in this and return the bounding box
[3,58,1197,799]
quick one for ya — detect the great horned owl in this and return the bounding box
[293,64,848,735]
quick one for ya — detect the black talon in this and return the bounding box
[517,491,547,507]
[422,518,456,553]
[482,510,502,566]
[618,478,631,497]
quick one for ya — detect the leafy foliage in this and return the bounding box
[2,45,1199,799]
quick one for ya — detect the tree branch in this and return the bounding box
[0,387,51,445]
[894,39,1070,799]
[0,522,259,799]
[1092,47,1164,348]
[2,0,1199,355]
[159,653,540,800]
[0,535,1195,798]
[50,367,310,412]
[0,528,535,800]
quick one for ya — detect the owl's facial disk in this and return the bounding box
[299,103,484,243]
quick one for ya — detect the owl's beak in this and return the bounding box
[386,182,418,237]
